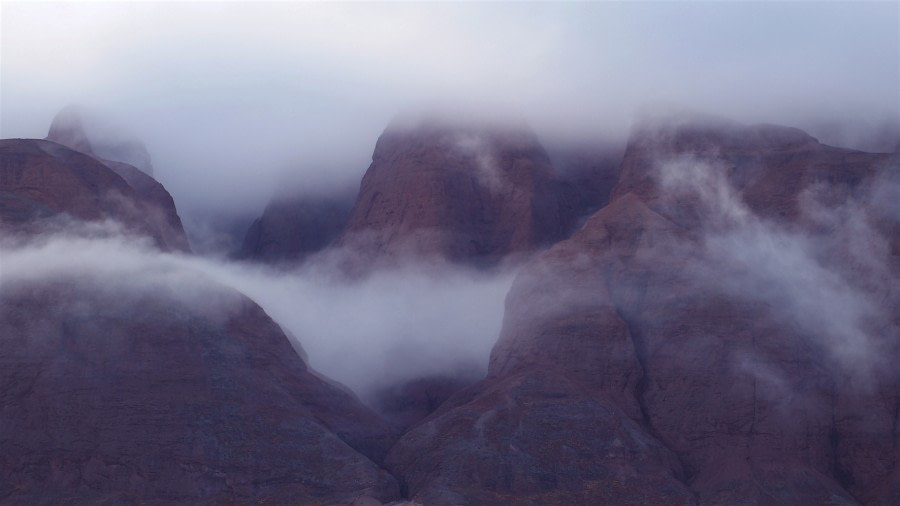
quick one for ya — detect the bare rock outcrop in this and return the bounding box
[385,116,899,504]
[0,268,399,504]
[335,116,566,267]
[0,139,189,252]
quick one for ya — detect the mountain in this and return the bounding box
[240,187,355,262]
[0,271,400,504]
[47,104,155,176]
[5,108,898,504]
[384,116,900,504]
[0,139,189,252]
[41,106,189,251]
[333,115,567,267]
[0,126,400,503]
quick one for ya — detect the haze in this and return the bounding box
[2,1,897,222]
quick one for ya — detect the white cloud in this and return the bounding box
[0,224,514,401]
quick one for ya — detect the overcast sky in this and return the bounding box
[1,1,898,216]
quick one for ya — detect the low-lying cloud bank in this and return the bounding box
[0,223,514,401]
[2,1,896,219]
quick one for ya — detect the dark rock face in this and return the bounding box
[386,117,899,504]
[0,274,399,504]
[335,117,566,266]
[372,375,476,433]
[241,189,354,262]
[0,139,189,252]
[549,141,624,234]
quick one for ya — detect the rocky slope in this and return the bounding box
[41,106,189,251]
[333,116,567,267]
[385,116,900,504]
[0,273,399,504]
[0,131,400,502]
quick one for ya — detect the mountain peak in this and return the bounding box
[46,104,94,155]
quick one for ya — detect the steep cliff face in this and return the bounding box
[0,139,189,252]
[386,117,899,504]
[335,117,566,266]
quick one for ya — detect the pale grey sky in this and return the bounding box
[2,1,897,214]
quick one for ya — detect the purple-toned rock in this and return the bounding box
[0,139,189,252]
[241,188,354,263]
[0,272,399,504]
[335,116,566,266]
[386,115,899,504]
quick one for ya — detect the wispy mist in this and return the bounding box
[653,155,898,383]
[2,1,896,220]
[0,224,513,401]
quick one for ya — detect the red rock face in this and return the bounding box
[0,275,399,504]
[372,374,477,433]
[335,117,566,266]
[0,139,189,252]
[386,117,899,504]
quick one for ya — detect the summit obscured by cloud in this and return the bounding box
[2,1,896,220]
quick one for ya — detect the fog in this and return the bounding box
[2,1,897,221]
[654,154,898,384]
[0,222,514,401]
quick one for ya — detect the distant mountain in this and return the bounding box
[386,116,900,504]
[240,187,355,262]
[1,117,402,502]
[47,104,155,176]
[333,115,567,267]
[241,116,622,270]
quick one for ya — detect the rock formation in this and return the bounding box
[334,115,567,267]
[0,272,399,504]
[0,139,189,252]
[4,108,898,504]
[1,114,402,504]
[41,106,188,250]
[240,187,355,262]
[47,104,155,176]
[385,116,899,504]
